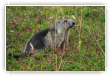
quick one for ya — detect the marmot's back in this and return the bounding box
[25,28,49,52]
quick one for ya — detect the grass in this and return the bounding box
[6,6,105,71]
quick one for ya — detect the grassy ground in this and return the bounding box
[6,6,105,71]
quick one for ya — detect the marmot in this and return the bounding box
[8,17,75,58]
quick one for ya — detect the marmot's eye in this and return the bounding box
[64,20,67,22]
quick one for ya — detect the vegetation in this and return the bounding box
[6,6,105,71]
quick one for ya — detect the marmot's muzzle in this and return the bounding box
[70,21,75,28]
[72,22,75,26]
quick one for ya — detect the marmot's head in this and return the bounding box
[54,17,75,33]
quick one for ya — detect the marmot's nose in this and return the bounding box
[72,22,75,25]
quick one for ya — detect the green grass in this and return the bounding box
[6,6,105,71]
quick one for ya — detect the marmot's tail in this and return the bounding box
[8,53,27,58]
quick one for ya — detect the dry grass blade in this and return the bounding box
[30,43,34,51]
[72,15,76,20]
